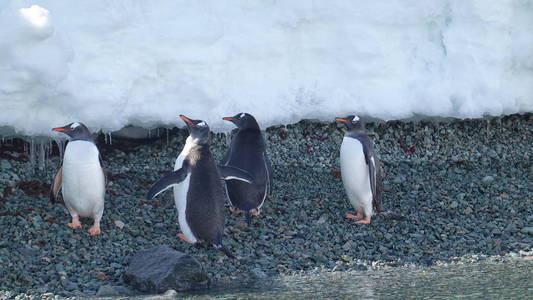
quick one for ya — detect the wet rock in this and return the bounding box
[123,245,209,293]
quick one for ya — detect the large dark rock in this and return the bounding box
[123,245,209,293]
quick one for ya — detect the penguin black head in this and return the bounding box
[180,115,210,144]
[222,113,260,130]
[52,122,93,141]
[335,115,364,131]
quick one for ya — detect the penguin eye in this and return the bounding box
[197,121,206,127]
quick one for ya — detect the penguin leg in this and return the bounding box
[345,212,364,219]
[67,215,82,229]
[229,206,241,215]
[177,233,193,243]
[88,205,103,235]
[251,208,261,216]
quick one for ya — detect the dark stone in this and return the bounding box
[123,245,209,293]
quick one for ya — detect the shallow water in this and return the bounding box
[143,259,532,300]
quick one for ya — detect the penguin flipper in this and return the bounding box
[218,165,255,184]
[264,152,273,196]
[99,153,108,187]
[49,166,63,204]
[146,162,190,200]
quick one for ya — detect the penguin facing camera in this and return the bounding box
[50,122,106,235]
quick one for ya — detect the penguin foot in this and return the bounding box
[345,212,363,219]
[177,233,192,243]
[251,208,261,216]
[229,207,241,215]
[88,225,101,236]
[354,217,371,224]
[68,217,82,229]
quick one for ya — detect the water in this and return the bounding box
[140,259,532,299]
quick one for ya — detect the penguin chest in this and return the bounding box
[172,140,198,243]
[340,137,372,209]
[61,141,105,217]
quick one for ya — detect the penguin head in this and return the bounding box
[52,122,93,140]
[180,115,210,144]
[335,115,364,130]
[222,113,259,130]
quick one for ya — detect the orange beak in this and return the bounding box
[52,127,66,132]
[179,115,194,126]
[223,117,236,121]
[335,118,348,123]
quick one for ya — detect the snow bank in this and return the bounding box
[0,0,532,136]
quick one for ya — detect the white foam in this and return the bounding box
[0,0,531,136]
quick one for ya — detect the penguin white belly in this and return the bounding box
[61,141,105,218]
[173,138,198,243]
[340,137,373,216]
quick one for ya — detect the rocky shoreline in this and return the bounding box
[0,113,532,298]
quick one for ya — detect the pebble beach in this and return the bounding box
[0,113,532,298]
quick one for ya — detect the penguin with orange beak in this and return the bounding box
[50,122,106,235]
[222,113,272,225]
[335,115,383,224]
[146,115,254,258]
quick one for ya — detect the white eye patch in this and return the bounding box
[70,122,80,129]
[353,116,360,122]
[240,113,245,118]
[197,121,207,127]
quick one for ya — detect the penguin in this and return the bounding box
[335,115,383,224]
[146,115,254,258]
[221,113,272,225]
[50,122,106,235]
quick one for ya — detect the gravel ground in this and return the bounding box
[0,113,531,298]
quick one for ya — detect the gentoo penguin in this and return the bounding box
[50,122,106,235]
[221,113,272,225]
[336,115,383,224]
[146,115,254,258]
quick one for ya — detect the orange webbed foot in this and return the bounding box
[88,225,101,236]
[354,217,371,224]
[229,207,241,215]
[68,217,82,229]
[344,212,363,219]
[177,233,192,243]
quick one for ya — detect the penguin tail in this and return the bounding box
[378,210,407,221]
[213,243,236,259]
[245,211,252,226]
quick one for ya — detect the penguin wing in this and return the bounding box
[373,158,384,213]
[49,166,63,204]
[357,136,378,207]
[146,161,191,200]
[264,152,273,195]
[218,165,255,184]
[99,153,107,187]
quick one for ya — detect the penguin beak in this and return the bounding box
[222,117,236,121]
[52,127,67,132]
[179,115,195,126]
[335,118,348,123]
